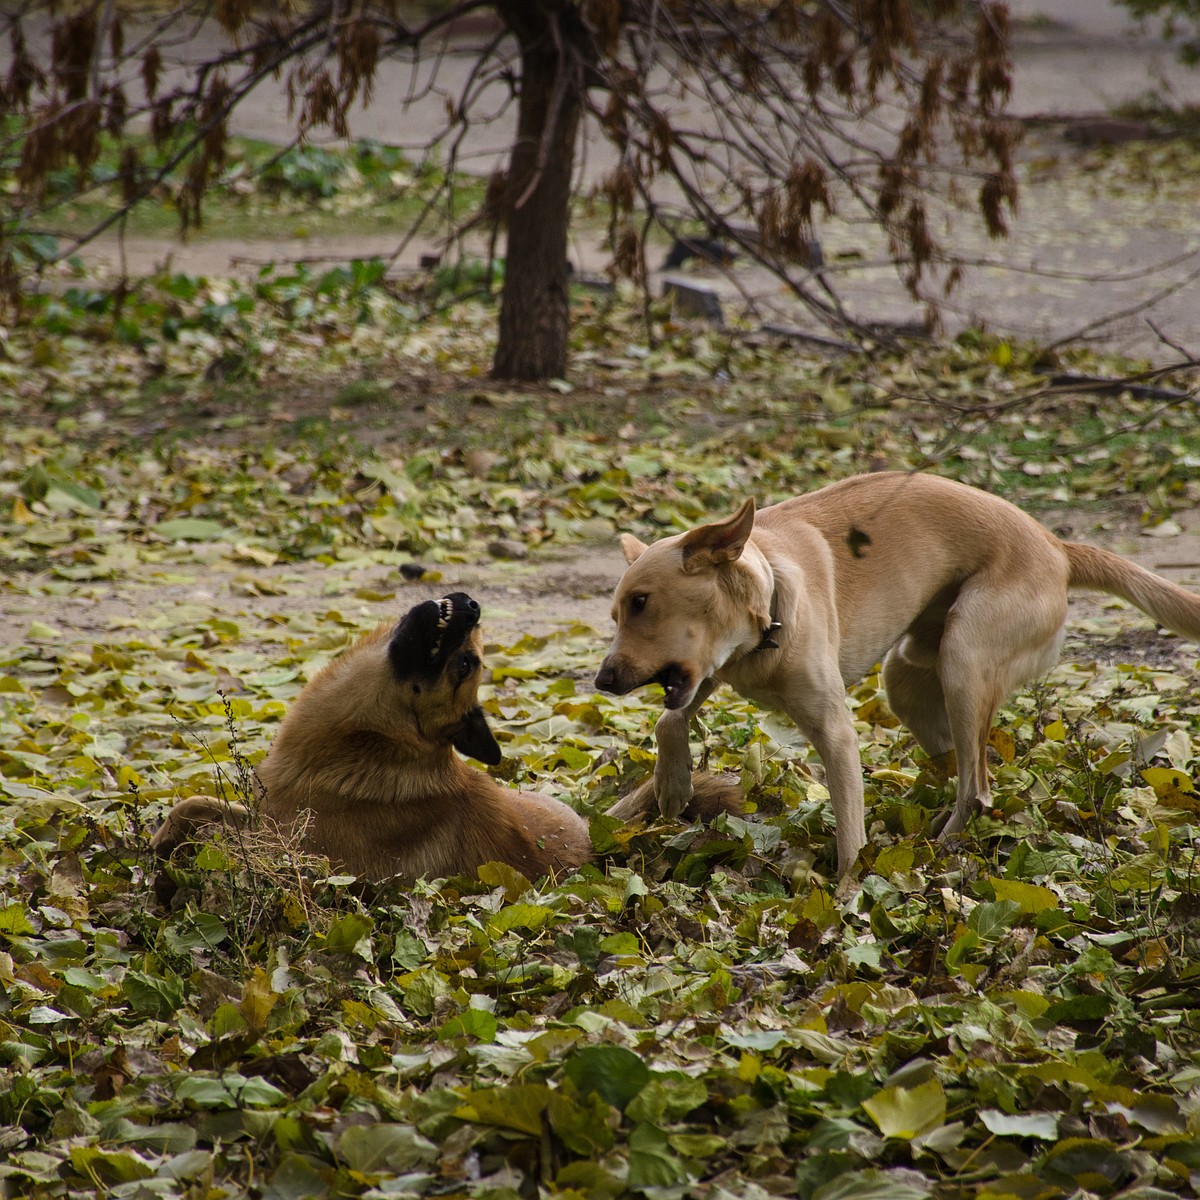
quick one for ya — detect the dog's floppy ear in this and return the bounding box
[620,533,649,565]
[679,498,756,571]
[451,706,503,766]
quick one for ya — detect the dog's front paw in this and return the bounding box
[655,767,693,819]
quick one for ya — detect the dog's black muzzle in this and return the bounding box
[594,663,626,694]
[389,592,481,680]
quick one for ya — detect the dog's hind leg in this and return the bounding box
[935,578,1066,838]
[151,796,252,856]
[882,643,953,758]
[882,583,959,758]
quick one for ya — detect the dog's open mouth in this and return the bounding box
[654,663,692,710]
[390,592,482,679]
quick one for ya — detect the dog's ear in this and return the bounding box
[451,706,503,766]
[620,533,649,565]
[680,498,756,571]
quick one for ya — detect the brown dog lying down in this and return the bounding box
[152,593,740,879]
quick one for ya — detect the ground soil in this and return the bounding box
[4,511,1200,682]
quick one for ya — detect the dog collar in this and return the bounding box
[755,587,781,651]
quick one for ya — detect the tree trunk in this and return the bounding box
[491,5,583,382]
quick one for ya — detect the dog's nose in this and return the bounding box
[465,598,480,616]
[594,665,617,692]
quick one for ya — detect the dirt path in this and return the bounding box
[0,546,622,656]
[6,522,1200,677]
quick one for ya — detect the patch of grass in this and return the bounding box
[16,133,492,250]
[333,378,391,408]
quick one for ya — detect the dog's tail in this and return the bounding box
[684,771,746,820]
[1065,541,1200,641]
[605,770,743,824]
[150,796,252,857]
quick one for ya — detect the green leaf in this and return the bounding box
[456,1084,553,1135]
[391,929,428,970]
[261,1153,331,1200]
[322,912,374,957]
[164,912,228,953]
[862,1078,947,1139]
[944,928,979,970]
[68,1147,154,1186]
[967,899,1021,940]
[1043,993,1111,1024]
[980,1109,1059,1140]
[563,1045,650,1111]
[668,1132,726,1158]
[626,1121,691,1190]
[107,1120,198,1153]
[812,1170,932,1200]
[0,904,36,936]
[626,1075,708,1124]
[209,1003,249,1038]
[599,932,641,955]
[439,1007,498,1042]
[62,968,111,992]
[487,902,559,934]
[1041,1137,1129,1186]
[337,1124,438,1172]
[991,877,1059,914]
[44,477,102,512]
[122,970,185,1019]
[176,1073,287,1110]
[723,1030,787,1052]
[153,517,232,541]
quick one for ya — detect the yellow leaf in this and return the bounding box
[1140,766,1194,797]
[117,766,142,792]
[875,846,915,877]
[863,1078,946,1139]
[988,728,1016,763]
[1043,720,1066,743]
[1140,767,1199,812]
[737,1053,760,1083]
[240,968,279,1035]
[476,860,532,902]
[991,878,1058,914]
[870,768,918,789]
[281,893,309,928]
[11,497,35,525]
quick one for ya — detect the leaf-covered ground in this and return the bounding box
[3,144,1200,1200]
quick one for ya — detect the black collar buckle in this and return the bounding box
[756,620,782,651]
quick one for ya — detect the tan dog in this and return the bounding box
[153,593,739,880]
[595,472,1200,877]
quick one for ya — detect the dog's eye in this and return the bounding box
[455,652,478,680]
[629,593,649,615]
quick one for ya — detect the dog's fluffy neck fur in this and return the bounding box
[719,537,784,666]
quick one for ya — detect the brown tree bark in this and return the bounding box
[491,4,584,382]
